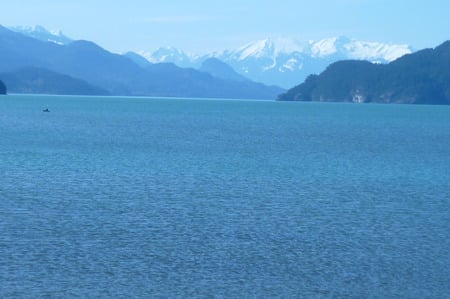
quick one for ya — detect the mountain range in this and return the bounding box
[0,25,283,99]
[277,41,450,105]
[11,25,412,89]
[2,25,448,105]
[139,37,412,88]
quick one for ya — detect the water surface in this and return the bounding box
[1,95,449,297]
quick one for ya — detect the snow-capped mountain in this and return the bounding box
[217,37,412,88]
[143,37,412,88]
[139,47,199,68]
[9,25,72,45]
[223,38,307,61]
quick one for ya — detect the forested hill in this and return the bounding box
[278,41,450,105]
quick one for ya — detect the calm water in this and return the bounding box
[1,95,449,298]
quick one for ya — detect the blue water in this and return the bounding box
[1,95,449,298]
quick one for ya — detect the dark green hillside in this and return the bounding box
[0,67,109,95]
[278,41,450,105]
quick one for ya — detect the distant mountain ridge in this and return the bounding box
[140,37,412,88]
[0,25,283,99]
[124,51,153,68]
[277,41,450,105]
[13,25,413,89]
[9,25,73,45]
[199,58,248,82]
[0,66,109,95]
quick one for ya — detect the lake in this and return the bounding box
[1,95,449,297]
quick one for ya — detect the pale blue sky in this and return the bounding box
[1,0,449,53]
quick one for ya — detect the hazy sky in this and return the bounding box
[1,0,449,54]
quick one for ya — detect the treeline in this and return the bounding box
[278,41,450,105]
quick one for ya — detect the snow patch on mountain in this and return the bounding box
[281,58,301,72]
[235,39,272,60]
[9,25,72,45]
[138,47,199,68]
[225,37,306,61]
[344,41,411,61]
[230,36,412,63]
[311,37,341,57]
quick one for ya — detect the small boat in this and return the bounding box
[43,108,50,112]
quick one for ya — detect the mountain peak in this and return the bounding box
[309,36,352,57]
[139,47,196,67]
[124,51,152,68]
[308,36,412,62]
[235,38,274,60]
[232,37,306,60]
[9,24,72,45]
